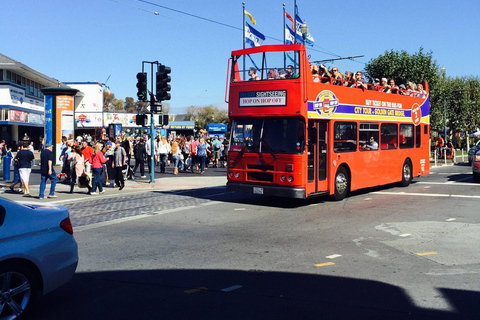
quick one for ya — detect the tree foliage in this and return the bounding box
[125,97,136,113]
[365,48,480,138]
[186,105,229,129]
[441,76,480,135]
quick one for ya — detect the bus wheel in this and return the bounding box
[401,160,412,187]
[334,166,349,201]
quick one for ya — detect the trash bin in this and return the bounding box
[2,156,11,181]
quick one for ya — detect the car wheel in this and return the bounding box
[401,160,413,187]
[334,166,349,201]
[0,263,39,319]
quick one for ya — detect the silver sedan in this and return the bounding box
[0,197,78,319]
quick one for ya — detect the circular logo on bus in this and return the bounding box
[313,90,339,118]
[411,103,421,126]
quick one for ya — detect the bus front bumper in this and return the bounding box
[227,182,306,199]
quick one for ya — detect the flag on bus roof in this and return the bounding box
[285,23,301,45]
[284,11,294,30]
[295,7,314,47]
[244,10,256,25]
[245,22,265,47]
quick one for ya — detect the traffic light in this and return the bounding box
[156,64,171,101]
[136,72,147,101]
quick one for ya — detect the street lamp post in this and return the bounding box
[300,21,309,46]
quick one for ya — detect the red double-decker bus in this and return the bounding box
[226,44,430,200]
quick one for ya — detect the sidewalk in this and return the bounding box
[0,163,228,203]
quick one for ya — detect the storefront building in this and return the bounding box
[0,53,61,149]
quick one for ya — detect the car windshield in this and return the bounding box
[229,118,305,154]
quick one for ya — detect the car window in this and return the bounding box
[0,205,5,226]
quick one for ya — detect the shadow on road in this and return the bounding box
[28,269,477,320]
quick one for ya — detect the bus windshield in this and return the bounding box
[232,50,300,81]
[230,118,305,154]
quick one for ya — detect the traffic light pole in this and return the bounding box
[138,60,171,183]
[142,60,159,183]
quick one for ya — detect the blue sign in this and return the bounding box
[44,95,53,146]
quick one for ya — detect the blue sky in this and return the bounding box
[1,0,478,114]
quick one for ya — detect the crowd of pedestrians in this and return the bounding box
[2,131,229,198]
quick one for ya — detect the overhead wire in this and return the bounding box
[112,0,365,63]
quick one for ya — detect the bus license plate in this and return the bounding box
[253,187,264,194]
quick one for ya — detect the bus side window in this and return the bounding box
[381,123,398,150]
[334,122,357,152]
[400,124,414,149]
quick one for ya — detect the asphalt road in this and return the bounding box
[13,162,480,319]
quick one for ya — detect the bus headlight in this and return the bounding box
[235,173,240,178]
[229,172,234,178]
[288,176,294,183]
[281,175,286,182]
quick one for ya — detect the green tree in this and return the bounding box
[125,97,136,113]
[364,47,443,130]
[443,76,480,136]
[186,105,228,129]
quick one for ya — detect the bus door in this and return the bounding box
[306,120,328,195]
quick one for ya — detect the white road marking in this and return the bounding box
[326,254,342,259]
[446,218,457,222]
[416,182,477,186]
[399,233,412,237]
[364,198,372,201]
[373,191,480,199]
[234,208,246,211]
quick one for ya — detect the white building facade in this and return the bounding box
[0,53,61,148]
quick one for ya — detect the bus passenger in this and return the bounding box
[344,72,354,87]
[248,67,260,81]
[285,65,299,79]
[354,71,368,90]
[331,67,343,86]
[278,69,287,79]
[311,64,320,82]
[267,68,278,79]
[417,83,426,98]
[319,64,331,83]
[363,136,379,150]
[389,79,399,94]
[381,78,391,93]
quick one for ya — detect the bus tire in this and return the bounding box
[334,166,349,201]
[401,160,412,187]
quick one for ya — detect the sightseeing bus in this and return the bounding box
[225,44,430,200]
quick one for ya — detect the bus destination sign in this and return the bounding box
[239,90,287,107]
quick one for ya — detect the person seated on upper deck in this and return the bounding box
[285,65,299,79]
[389,79,399,94]
[278,69,287,79]
[354,71,368,90]
[405,82,414,96]
[373,78,381,91]
[398,84,406,95]
[331,66,343,86]
[381,78,391,93]
[344,71,354,87]
[267,68,278,80]
[248,67,260,81]
[417,83,426,98]
[310,64,320,82]
[318,64,331,83]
